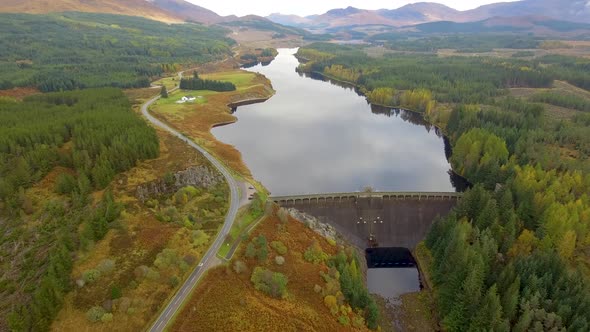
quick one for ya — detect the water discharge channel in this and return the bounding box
[212,48,458,306]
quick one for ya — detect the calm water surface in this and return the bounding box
[367,268,421,299]
[212,48,456,196]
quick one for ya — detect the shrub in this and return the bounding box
[304,240,328,264]
[233,260,247,274]
[352,315,365,328]
[264,201,274,216]
[245,243,257,258]
[338,315,350,326]
[257,246,269,262]
[86,306,106,323]
[111,285,122,299]
[192,230,210,247]
[275,256,285,265]
[97,259,115,274]
[55,173,77,194]
[314,284,323,293]
[324,295,337,309]
[271,241,288,255]
[245,236,269,262]
[154,249,180,269]
[163,172,175,185]
[277,208,289,223]
[101,313,113,323]
[146,268,160,281]
[169,275,180,287]
[134,265,149,279]
[82,269,101,284]
[250,267,288,299]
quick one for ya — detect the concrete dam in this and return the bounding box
[271,192,461,249]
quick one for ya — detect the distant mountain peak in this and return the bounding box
[326,6,362,16]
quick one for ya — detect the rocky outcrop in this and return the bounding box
[286,208,339,244]
[136,166,223,202]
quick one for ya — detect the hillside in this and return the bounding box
[405,16,590,36]
[267,0,590,29]
[0,13,233,92]
[170,209,378,331]
[464,0,590,23]
[147,0,223,24]
[0,0,183,23]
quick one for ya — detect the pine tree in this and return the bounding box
[160,85,168,98]
[501,276,521,322]
[468,285,506,331]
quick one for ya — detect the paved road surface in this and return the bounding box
[142,83,241,332]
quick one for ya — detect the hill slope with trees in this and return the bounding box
[0,13,234,92]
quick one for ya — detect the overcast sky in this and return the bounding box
[187,0,521,17]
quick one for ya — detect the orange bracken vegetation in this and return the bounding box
[171,213,370,332]
[0,87,39,99]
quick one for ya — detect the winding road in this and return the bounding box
[142,82,242,332]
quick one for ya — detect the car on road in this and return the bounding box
[198,262,204,267]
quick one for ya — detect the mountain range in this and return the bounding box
[268,0,590,29]
[1,0,589,37]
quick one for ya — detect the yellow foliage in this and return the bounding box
[400,89,435,113]
[366,87,396,106]
[324,64,361,83]
[324,295,337,309]
[558,230,577,260]
[508,229,539,258]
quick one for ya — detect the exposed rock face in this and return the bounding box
[286,208,339,243]
[136,166,223,202]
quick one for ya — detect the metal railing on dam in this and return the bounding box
[270,191,462,204]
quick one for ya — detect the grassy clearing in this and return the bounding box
[152,76,180,90]
[508,80,590,121]
[201,71,262,90]
[156,89,210,106]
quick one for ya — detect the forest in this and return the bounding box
[367,34,542,53]
[297,43,558,104]
[298,42,590,331]
[0,89,159,331]
[0,13,234,92]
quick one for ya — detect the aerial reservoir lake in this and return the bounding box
[213,48,460,196]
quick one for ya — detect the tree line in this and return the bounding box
[179,72,236,92]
